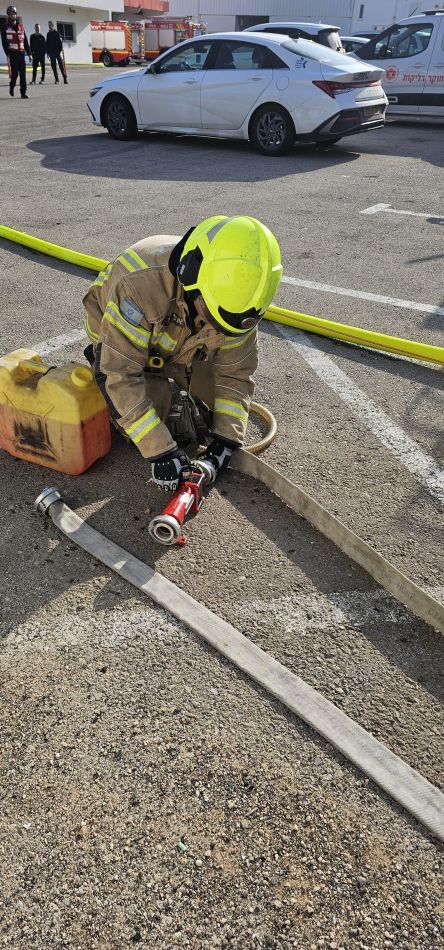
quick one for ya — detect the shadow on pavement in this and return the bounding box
[345,118,444,168]
[226,467,444,706]
[26,132,360,182]
[325,336,444,389]
[0,238,97,280]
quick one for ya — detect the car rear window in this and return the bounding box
[283,36,352,64]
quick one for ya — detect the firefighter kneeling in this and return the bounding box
[82,215,282,491]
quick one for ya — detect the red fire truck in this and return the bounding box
[91,18,206,67]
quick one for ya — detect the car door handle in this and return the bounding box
[413,62,425,67]
[249,75,265,81]
[184,79,199,84]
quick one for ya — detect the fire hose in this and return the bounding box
[35,483,444,842]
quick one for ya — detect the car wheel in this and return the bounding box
[101,51,114,67]
[104,94,137,141]
[249,105,295,156]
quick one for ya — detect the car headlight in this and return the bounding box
[89,87,103,98]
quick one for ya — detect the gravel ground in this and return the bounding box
[1,586,443,950]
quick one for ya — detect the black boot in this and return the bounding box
[9,86,14,96]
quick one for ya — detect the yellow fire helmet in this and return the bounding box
[177,215,283,336]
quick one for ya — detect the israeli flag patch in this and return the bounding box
[121,298,144,325]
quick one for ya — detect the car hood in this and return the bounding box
[93,68,145,88]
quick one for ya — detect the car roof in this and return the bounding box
[189,30,374,68]
[244,21,340,33]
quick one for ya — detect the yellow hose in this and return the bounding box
[1,225,443,366]
[265,305,444,366]
[0,225,108,273]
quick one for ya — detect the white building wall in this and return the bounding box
[165,0,355,32]
[1,0,122,64]
[165,1,358,32]
[166,0,444,35]
[349,0,438,32]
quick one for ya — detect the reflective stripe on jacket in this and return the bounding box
[4,22,28,54]
[83,235,258,459]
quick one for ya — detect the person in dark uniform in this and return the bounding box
[1,5,31,98]
[29,23,46,84]
[46,20,67,84]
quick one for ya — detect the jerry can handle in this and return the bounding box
[17,358,49,376]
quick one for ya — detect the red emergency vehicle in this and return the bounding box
[91,18,206,67]
[91,21,131,66]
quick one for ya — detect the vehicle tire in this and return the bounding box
[101,51,114,67]
[104,94,137,141]
[249,105,295,156]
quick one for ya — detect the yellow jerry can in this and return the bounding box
[0,349,111,475]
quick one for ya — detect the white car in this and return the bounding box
[87,31,387,155]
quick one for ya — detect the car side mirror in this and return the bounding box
[147,62,158,75]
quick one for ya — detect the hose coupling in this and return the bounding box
[34,487,62,514]
[190,458,217,485]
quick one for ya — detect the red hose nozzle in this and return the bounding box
[148,472,205,545]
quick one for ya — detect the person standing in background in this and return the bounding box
[1,5,31,98]
[46,20,67,84]
[29,23,46,84]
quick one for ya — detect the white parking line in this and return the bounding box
[32,328,87,356]
[279,325,444,507]
[360,203,444,223]
[281,276,444,318]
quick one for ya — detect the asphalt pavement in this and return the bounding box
[0,68,443,949]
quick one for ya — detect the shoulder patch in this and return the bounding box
[120,297,144,325]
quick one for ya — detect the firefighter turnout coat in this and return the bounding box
[83,236,258,460]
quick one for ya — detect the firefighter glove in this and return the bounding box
[151,448,192,492]
[200,437,236,474]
